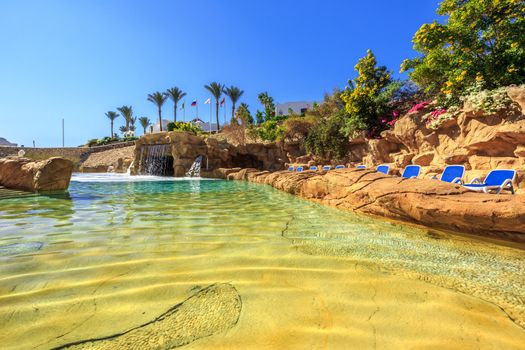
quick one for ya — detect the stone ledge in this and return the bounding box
[218,167,525,243]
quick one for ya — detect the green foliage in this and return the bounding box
[165,87,187,122]
[401,0,525,96]
[462,81,520,115]
[340,50,397,137]
[305,111,348,160]
[282,115,319,143]
[255,120,284,141]
[257,91,276,121]
[138,117,152,134]
[235,103,253,125]
[204,82,225,128]
[86,136,138,147]
[166,121,202,134]
[224,86,245,121]
[255,110,265,124]
[117,105,133,132]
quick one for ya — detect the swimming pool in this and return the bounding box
[0,174,524,349]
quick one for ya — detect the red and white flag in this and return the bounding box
[191,100,197,107]
[204,98,211,104]
[220,97,226,107]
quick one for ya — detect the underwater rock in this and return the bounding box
[56,283,242,350]
[0,242,43,256]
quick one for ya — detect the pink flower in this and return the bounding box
[392,111,400,118]
[408,101,431,113]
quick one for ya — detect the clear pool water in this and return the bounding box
[0,174,524,349]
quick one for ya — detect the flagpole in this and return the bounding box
[183,100,186,122]
[209,98,212,136]
[196,99,198,119]
[223,100,226,125]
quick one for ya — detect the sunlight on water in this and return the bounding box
[0,174,524,349]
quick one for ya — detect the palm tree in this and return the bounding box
[118,125,127,135]
[130,116,137,132]
[204,82,225,130]
[147,92,168,132]
[139,117,152,134]
[165,87,187,122]
[223,86,244,122]
[105,111,119,138]
[117,105,133,131]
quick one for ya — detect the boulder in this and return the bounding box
[507,86,525,112]
[0,157,73,192]
[413,152,435,166]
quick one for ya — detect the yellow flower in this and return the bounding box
[508,66,517,73]
[511,42,518,48]
[445,81,453,87]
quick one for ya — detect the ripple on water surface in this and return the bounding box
[0,174,524,349]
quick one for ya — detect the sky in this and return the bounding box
[0,0,440,147]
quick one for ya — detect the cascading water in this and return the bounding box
[139,144,174,176]
[126,160,134,175]
[185,155,203,177]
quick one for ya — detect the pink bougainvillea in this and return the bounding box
[408,101,431,113]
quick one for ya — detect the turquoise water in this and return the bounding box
[0,175,524,349]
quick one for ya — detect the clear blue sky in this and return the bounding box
[0,0,439,147]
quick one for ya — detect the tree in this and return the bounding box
[401,0,525,97]
[138,117,152,134]
[235,102,253,125]
[257,91,275,120]
[340,49,393,137]
[117,106,133,132]
[165,87,187,122]
[223,86,244,121]
[255,110,265,124]
[119,125,127,135]
[204,82,225,129]
[105,111,119,138]
[147,92,168,132]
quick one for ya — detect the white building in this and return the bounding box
[190,118,218,133]
[275,101,314,116]
[151,119,171,133]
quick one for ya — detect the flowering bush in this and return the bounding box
[408,101,431,113]
[462,82,518,116]
[422,106,460,130]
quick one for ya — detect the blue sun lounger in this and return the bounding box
[433,165,464,184]
[463,169,516,194]
[296,166,304,172]
[335,165,345,169]
[322,165,332,171]
[309,166,318,171]
[288,166,294,171]
[376,164,390,175]
[401,165,421,179]
[356,165,366,169]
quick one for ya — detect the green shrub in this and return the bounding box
[256,120,285,141]
[305,112,348,160]
[167,121,202,134]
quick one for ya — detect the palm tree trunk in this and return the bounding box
[143,127,146,134]
[111,121,114,138]
[231,104,236,123]
[158,108,163,132]
[215,100,220,130]
[174,103,177,123]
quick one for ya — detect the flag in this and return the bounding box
[180,102,185,110]
[204,98,211,104]
[191,100,197,107]
[220,97,226,107]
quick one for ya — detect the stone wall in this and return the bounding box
[0,141,136,170]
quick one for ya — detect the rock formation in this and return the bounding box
[132,131,288,176]
[218,167,525,243]
[0,157,73,192]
